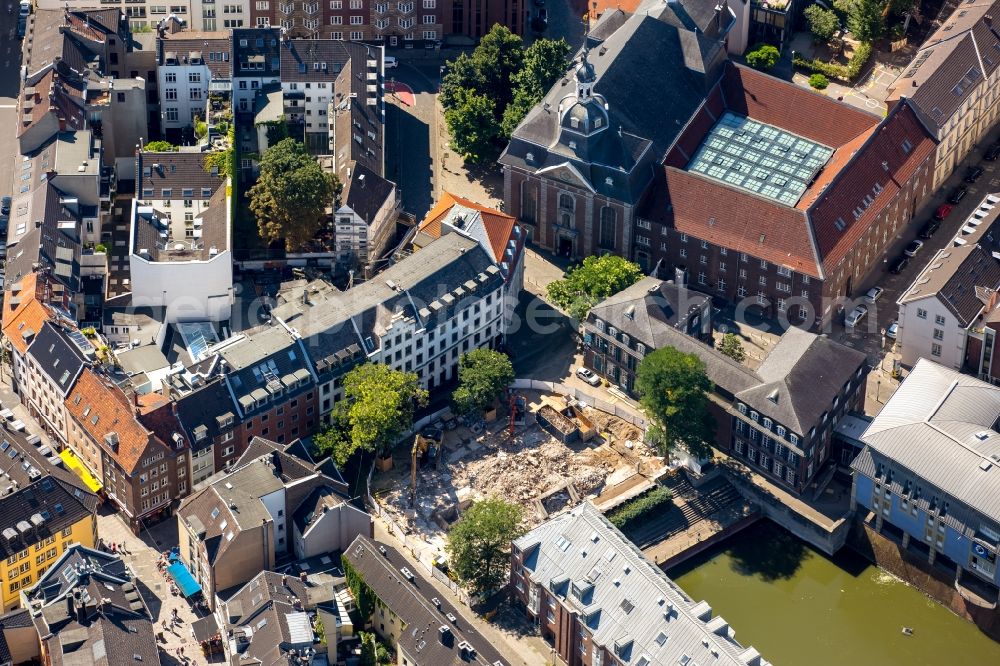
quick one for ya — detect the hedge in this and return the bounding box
[793,41,873,83]
[607,486,673,529]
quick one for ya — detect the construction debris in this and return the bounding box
[373,392,665,541]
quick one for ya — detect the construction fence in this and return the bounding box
[510,379,649,432]
[364,460,476,606]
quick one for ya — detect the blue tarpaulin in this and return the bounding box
[167,562,202,598]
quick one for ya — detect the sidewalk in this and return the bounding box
[98,510,221,665]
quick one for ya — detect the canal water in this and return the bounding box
[670,521,1000,666]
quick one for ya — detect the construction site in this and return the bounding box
[370,392,668,553]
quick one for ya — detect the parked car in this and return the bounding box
[383,56,397,69]
[890,255,910,274]
[576,367,601,386]
[886,321,899,340]
[904,239,924,257]
[986,144,1000,161]
[0,196,9,216]
[864,286,884,304]
[919,219,940,239]
[845,305,869,328]
[965,165,985,183]
[946,187,967,205]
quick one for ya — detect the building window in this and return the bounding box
[931,343,942,357]
[933,329,944,340]
[558,193,574,213]
[917,308,928,319]
[599,207,616,250]
[935,314,946,325]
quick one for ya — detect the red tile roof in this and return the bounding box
[66,369,160,475]
[807,100,936,271]
[721,64,880,149]
[417,192,516,262]
[2,274,53,355]
[663,167,822,277]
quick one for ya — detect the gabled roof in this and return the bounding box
[26,322,89,393]
[136,151,227,197]
[887,0,1000,128]
[898,192,1000,326]
[514,503,769,666]
[2,283,52,355]
[339,162,395,225]
[416,192,516,263]
[158,29,232,79]
[64,369,160,474]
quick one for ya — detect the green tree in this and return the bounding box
[193,116,208,140]
[501,38,572,137]
[636,347,716,459]
[546,255,644,320]
[453,349,515,417]
[439,52,484,109]
[326,364,428,466]
[359,631,378,666]
[469,24,525,113]
[839,0,884,40]
[745,44,780,71]
[444,88,501,162]
[447,498,525,595]
[808,73,830,89]
[803,4,839,41]
[143,141,176,152]
[717,332,747,363]
[248,138,341,250]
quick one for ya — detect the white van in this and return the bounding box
[384,55,397,69]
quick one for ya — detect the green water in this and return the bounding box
[670,521,1000,666]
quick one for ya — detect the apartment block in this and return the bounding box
[271,233,506,422]
[177,438,370,608]
[886,0,1000,188]
[852,359,1000,605]
[512,503,769,666]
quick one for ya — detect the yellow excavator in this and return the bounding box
[409,428,442,507]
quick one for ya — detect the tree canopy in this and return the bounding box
[453,349,515,417]
[440,25,571,161]
[804,4,840,41]
[835,0,884,40]
[745,43,780,71]
[447,497,525,595]
[248,138,341,250]
[717,332,747,363]
[546,255,644,321]
[315,363,428,466]
[636,346,716,459]
[143,141,176,152]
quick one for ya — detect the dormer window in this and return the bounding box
[605,176,613,186]
[526,152,534,163]
[750,411,759,422]
[595,118,602,128]
[568,141,577,150]
[595,319,604,332]
[738,403,747,415]
[570,117,579,129]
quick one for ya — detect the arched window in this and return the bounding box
[599,206,616,250]
[520,181,537,225]
[559,193,575,212]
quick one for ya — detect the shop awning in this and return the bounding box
[167,562,202,598]
[58,449,103,492]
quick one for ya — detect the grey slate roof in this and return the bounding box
[586,279,866,434]
[26,545,157,666]
[173,378,238,452]
[136,151,227,200]
[158,30,232,79]
[25,322,89,395]
[888,0,1000,129]
[514,502,769,666]
[273,233,503,369]
[341,162,395,225]
[501,7,728,197]
[221,570,318,665]
[898,193,1000,326]
[736,327,866,436]
[344,535,510,666]
[856,358,1000,526]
